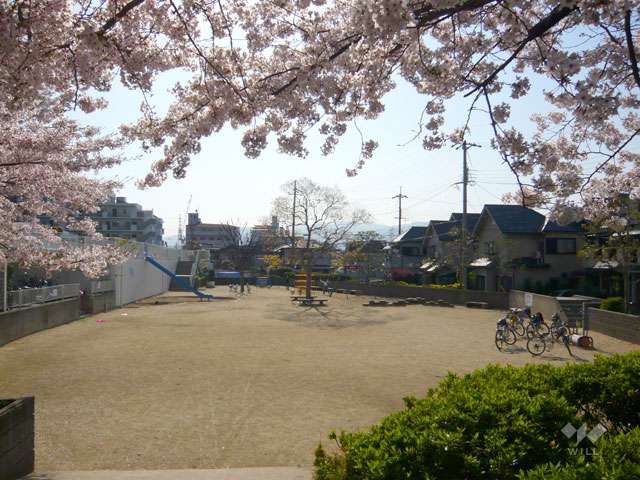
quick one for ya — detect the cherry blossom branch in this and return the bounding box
[465,4,576,97]
[482,88,526,206]
[97,0,146,36]
[579,127,640,194]
[624,10,640,90]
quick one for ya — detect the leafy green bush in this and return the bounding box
[519,428,640,480]
[314,352,640,480]
[600,296,625,312]
[425,282,462,289]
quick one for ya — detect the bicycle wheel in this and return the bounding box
[504,327,517,345]
[526,322,549,339]
[527,336,546,356]
[495,329,506,351]
[513,321,525,337]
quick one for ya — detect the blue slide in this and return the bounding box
[145,255,213,301]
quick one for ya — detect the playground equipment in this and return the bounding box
[293,272,308,296]
[144,255,213,301]
[290,272,329,306]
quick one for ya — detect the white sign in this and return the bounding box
[524,292,533,307]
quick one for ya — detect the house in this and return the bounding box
[421,213,481,284]
[387,226,427,281]
[341,238,388,281]
[90,196,164,245]
[468,204,547,291]
[540,219,591,292]
[274,242,333,272]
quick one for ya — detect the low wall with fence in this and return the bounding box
[328,282,509,309]
[0,298,80,347]
[586,308,640,344]
[7,284,79,310]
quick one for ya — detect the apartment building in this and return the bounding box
[92,196,164,245]
[185,212,239,251]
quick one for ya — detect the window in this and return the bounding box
[546,238,576,254]
[485,241,495,255]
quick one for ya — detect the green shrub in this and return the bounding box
[519,428,640,480]
[425,282,462,289]
[314,352,640,480]
[600,296,625,312]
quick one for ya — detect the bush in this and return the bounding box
[314,352,640,480]
[425,282,462,289]
[600,296,625,312]
[519,428,640,480]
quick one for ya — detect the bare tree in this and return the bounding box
[218,222,259,293]
[273,178,371,299]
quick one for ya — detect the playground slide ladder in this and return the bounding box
[144,255,213,301]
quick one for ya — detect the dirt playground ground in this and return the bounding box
[0,287,637,471]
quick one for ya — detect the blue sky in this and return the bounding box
[74,71,534,240]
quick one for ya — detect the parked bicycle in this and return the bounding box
[526,313,573,357]
[505,307,531,337]
[525,312,549,339]
[495,316,518,351]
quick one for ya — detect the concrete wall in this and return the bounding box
[509,290,567,324]
[586,308,640,344]
[0,298,80,347]
[81,291,116,315]
[52,242,183,307]
[0,397,34,480]
[330,282,509,309]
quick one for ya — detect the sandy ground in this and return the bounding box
[0,287,637,471]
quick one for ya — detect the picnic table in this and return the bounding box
[291,295,328,306]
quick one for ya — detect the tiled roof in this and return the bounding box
[542,219,588,233]
[481,204,546,234]
[392,226,427,243]
[432,214,481,240]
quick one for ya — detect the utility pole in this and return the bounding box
[458,141,481,289]
[392,187,408,235]
[291,180,297,268]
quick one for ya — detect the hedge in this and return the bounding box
[314,352,640,480]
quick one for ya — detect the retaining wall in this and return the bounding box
[0,298,80,347]
[586,308,640,344]
[329,282,509,309]
[0,397,34,480]
[81,291,116,315]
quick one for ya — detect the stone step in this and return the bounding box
[26,468,311,480]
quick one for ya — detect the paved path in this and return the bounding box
[27,468,310,480]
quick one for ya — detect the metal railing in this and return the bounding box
[7,284,80,309]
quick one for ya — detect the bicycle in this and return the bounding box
[526,313,573,357]
[526,312,549,339]
[495,317,517,351]
[506,307,530,337]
